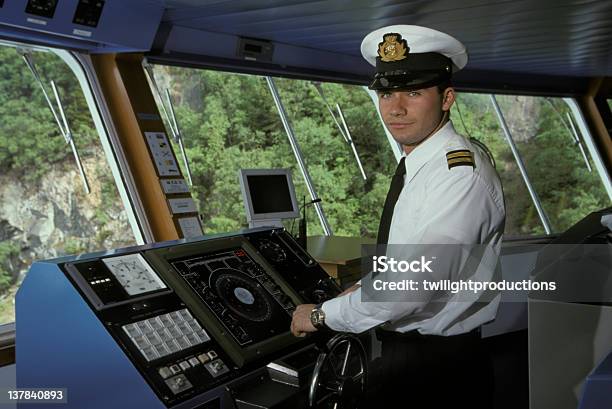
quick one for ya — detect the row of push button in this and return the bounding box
[158,350,219,379]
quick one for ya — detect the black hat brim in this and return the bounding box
[368,71,450,91]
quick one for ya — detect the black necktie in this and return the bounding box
[377,157,406,245]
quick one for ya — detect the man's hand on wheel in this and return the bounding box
[290,304,317,337]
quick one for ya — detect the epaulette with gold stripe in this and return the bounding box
[446,149,475,169]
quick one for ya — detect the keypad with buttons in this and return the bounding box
[122,308,210,362]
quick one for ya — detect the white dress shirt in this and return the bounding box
[322,120,506,335]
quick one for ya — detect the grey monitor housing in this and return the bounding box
[239,169,299,228]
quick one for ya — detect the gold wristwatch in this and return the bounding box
[310,304,329,330]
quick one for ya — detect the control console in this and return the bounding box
[17,227,341,408]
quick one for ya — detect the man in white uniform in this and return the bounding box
[290,25,505,407]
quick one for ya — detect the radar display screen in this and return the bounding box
[170,248,295,347]
[103,253,167,296]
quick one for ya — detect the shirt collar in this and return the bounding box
[402,120,456,183]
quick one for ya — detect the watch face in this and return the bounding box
[311,308,325,327]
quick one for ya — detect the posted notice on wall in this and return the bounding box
[145,132,180,176]
[178,217,203,238]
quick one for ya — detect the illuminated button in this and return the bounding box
[159,330,173,343]
[158,367,172,379]
[154,344,169,357]
[176,336,191,350]
[137,321,153,334]
[197,353,210,364]
[204,359,229,377]
[147,317,163,330]
[123,324,140,337]
[186,319,202,331]
[169,364,181,374]
[147,333,163,346]
[165,374,192,395]
[196,329,210,343]
[160,314,173,326]
[165,341,180,354]
[207,350,218,360]
[188,357,200,367]
[132,335,149,348]
[185,333,200,345]
[168,326,182,339]
[170,311,183,322]
[177,321,191,334]
[141,346,159,361]
[179,361,191,371]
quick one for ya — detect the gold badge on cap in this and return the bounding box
[378,33,409,62]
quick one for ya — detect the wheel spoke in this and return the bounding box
[340,342,352,375]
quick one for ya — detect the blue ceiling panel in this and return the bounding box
[154,0,612,81]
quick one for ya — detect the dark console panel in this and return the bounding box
[61,228,340,407]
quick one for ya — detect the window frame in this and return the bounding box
[0,43,147,345]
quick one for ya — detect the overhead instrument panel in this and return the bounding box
[25,0,58,18]
[0,1,163,53]
[73,0,105,27]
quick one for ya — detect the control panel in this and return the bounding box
[73,0,105,27]
[0,0,163,53]
[60,228,341,407]
[25,0,59,18]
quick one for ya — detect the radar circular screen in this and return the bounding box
[211,269,273,322]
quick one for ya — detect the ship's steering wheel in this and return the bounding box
[308,334,368,409]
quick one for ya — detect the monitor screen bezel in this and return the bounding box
[239,168,300,222]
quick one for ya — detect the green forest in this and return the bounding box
[0,46,609,324]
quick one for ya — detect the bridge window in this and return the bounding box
[0,46,137,324]
[451,93,610,236]
[144,63,610,240]
[145,65,392,238]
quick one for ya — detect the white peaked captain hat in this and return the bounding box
[361,25,468,91]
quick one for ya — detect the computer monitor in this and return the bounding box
[239,169,299,228]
